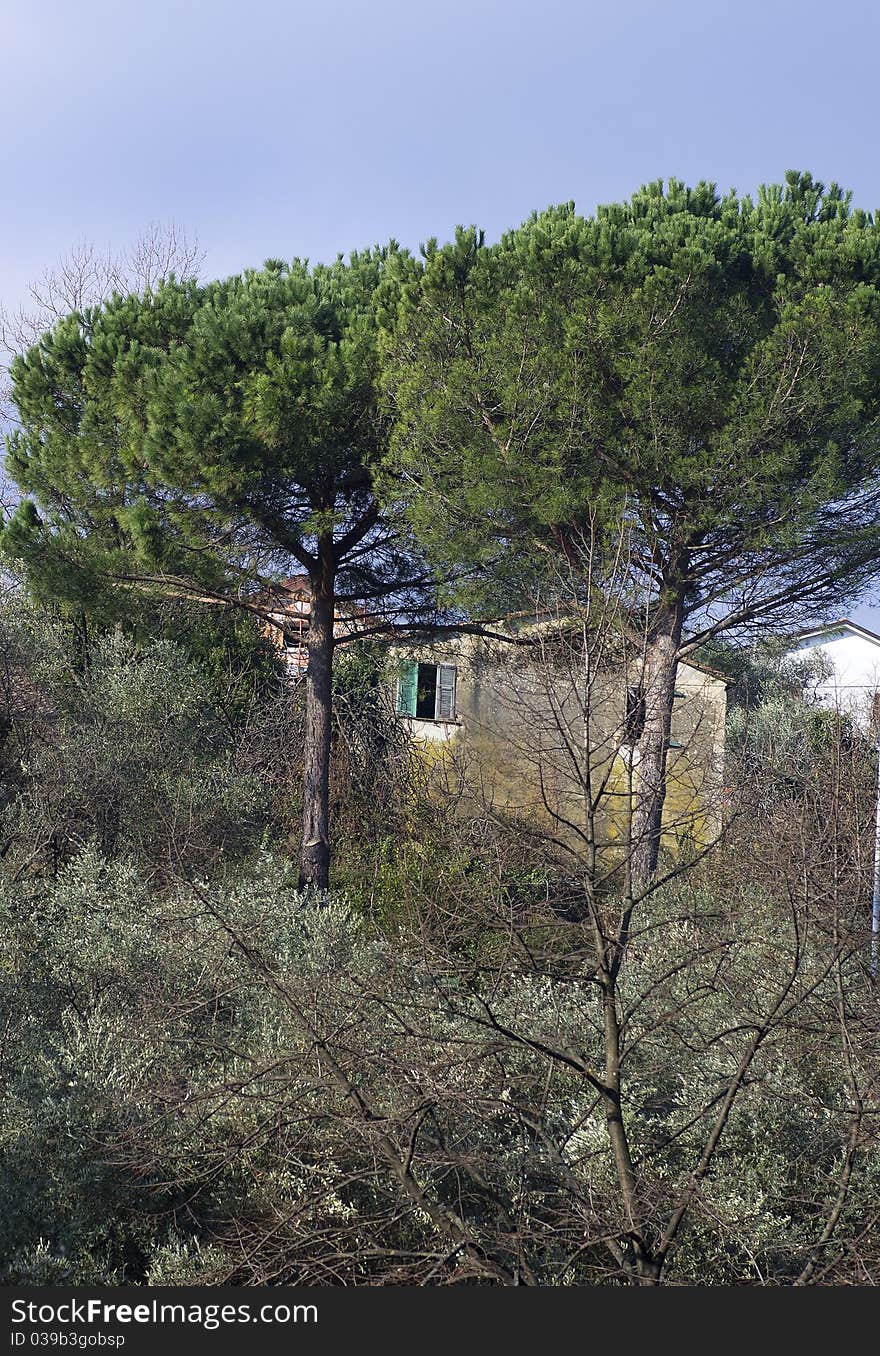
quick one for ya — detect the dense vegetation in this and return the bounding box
[0,596,875,1286]
[2,175,879,1286]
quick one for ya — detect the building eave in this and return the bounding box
[790,618,880,649]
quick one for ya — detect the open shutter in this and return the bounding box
[436,664,457,720]
[397,660,418,716]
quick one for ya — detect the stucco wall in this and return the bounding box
[789,627,880,729]
[390,633,727,856]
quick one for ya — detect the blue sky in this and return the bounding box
[5,0,880,624]
[6,0,880,288]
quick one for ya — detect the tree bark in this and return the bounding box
[299,540,335,891]
[629,585,686,896]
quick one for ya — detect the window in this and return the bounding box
[397,660,457,721]
[622,686,646,745]
[416,663,437,718]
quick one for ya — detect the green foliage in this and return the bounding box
[3,246,433,889]
[699,633,832,709]
[3,247,420,610]
[331,638,386,701]
[1,847,876,1285]
[4,180,880,1287]
[336,831,496,933]
[382,173,880,629]
[117,594,283,708]
[0,848,291,1283]
[0,620,269,877]
[721,640,869,808]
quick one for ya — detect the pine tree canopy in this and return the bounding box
[381,172,880,640]
[3,247,419,618]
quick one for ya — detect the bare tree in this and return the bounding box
[0,222,204,431]
[1,540,877,1286]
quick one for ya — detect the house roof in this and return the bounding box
[789,618,880,648]
[678,656,732,685]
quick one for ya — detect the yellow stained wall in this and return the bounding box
[391,633,727,857]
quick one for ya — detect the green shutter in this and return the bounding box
[397,660,418,716]
[436,664,456,719]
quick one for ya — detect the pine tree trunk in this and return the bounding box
[629,591,685,896]
[298,546,335,891]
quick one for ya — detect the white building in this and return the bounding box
[787,619,880,729]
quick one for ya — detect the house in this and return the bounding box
[259,575,369,675]
[391,620,728,855]
[262,580,729,852]
[786,619,880,730]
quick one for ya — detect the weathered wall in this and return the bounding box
[389,632,727,858]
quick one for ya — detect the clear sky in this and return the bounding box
[4,0,880,623]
